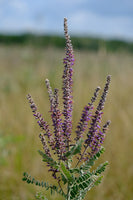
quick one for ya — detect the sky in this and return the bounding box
[0,0,133,41]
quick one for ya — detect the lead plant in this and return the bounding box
[22,18,111,200]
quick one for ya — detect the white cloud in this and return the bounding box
[69,10,133,40]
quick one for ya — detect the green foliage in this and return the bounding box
[0,34,133,53]
[80,147,105,172]
[22,172,66,198]
[61,173,68,185]
[69,173,99,200]
[60,162,74,184]
[38,150,59,169]
[94,161,108,175]
[23,146,108,199]
[67,148,108,200]
[64,139,83,158]
[68,168,107,200]
[69,168,81,175]
[35,192,48,200]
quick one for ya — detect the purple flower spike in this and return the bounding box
[27,94,55,150]
[45,79,66,158]
[84,76,111,158]
[75,86,100,142]
[75,105,92,141]
[62,18,74,149]
[89,120,111,157]
[39,133,51,157]
[52,89,66,158]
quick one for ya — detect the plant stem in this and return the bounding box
[58,180,65,197]
[67,182,70,200]
[75,146,88,168]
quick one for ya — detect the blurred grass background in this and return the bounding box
[0,40,133,200]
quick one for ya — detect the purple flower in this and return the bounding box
[27,94,55,151]
[62,18,75,149]
[75,87,101,141]
[84,75,111,158]
[45,79,66,158]
[52,89,66,158]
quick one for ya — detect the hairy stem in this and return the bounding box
[67,182,70,200]
[58,180,66,197]
[75,146,88,168]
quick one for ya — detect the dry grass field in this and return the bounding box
[0,45,133,200]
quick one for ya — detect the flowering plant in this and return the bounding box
[22,18,111,200]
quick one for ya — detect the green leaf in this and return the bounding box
[93,176,103,186]
[69,168,81,174]
[22,172,66,198]
[69,173,99,200]
[80,147,105,172]
[65,139,83,158]
[22,177,27,181]
[60,162,74,183]
[95,161,108,175]
[38,150,59,169]
[69,161,108,199]
[61,173,67,185]
[23,172,28,177]
[35,192,48,200]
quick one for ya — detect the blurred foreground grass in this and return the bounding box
[0,45,133,200]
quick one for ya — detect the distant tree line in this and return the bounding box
[0,34,133,52]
